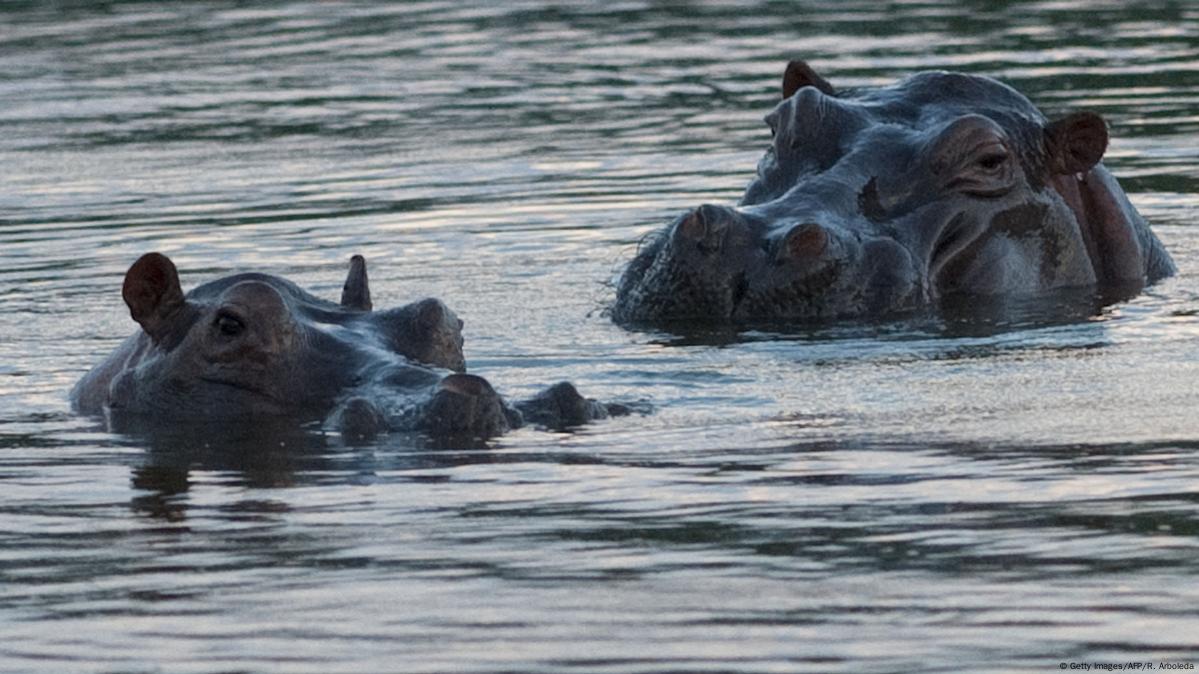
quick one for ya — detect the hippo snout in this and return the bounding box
[514,381,610,429]
[418,373,516,438]
[775,222,829,263]
[438,373,495,398]
[673,204,742,254]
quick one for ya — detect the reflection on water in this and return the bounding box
[1,1,1198,672]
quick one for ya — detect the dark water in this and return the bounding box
[3,2,1198,672]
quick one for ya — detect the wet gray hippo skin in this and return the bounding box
[613,60,1176,324]
[72,253,619,439]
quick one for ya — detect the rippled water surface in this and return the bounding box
[3,2,1199,672]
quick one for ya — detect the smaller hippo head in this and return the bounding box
[613,60,1175,325]
[75,253,517,438]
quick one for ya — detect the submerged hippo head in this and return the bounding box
[74,253,629,440]
[613,60,1175,325]
[71,253,519,438]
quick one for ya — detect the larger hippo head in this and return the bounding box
[613,61,1175,325]
[72,253,517,438]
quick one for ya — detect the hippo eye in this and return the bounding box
[976,151,1008,171]
[948,143,1015,197]
[214,311,245,337]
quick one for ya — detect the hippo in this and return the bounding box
[612,60,1175,325]
[72,253,622,440]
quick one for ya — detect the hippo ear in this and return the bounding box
[1045,112,1108,174]
[122,252,186,341]
[340,254,372,311]
[783,60,835,99]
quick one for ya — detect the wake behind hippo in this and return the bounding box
[73,253,623,440]
[612,60,1175,325]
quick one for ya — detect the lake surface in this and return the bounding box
[2,2,1198,672]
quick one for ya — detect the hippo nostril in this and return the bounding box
[778,223,829,262]
[677,210,705,241]
[676,205,730,254]
[438,373,494,398]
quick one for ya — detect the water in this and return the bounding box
[2,2,1198,672]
